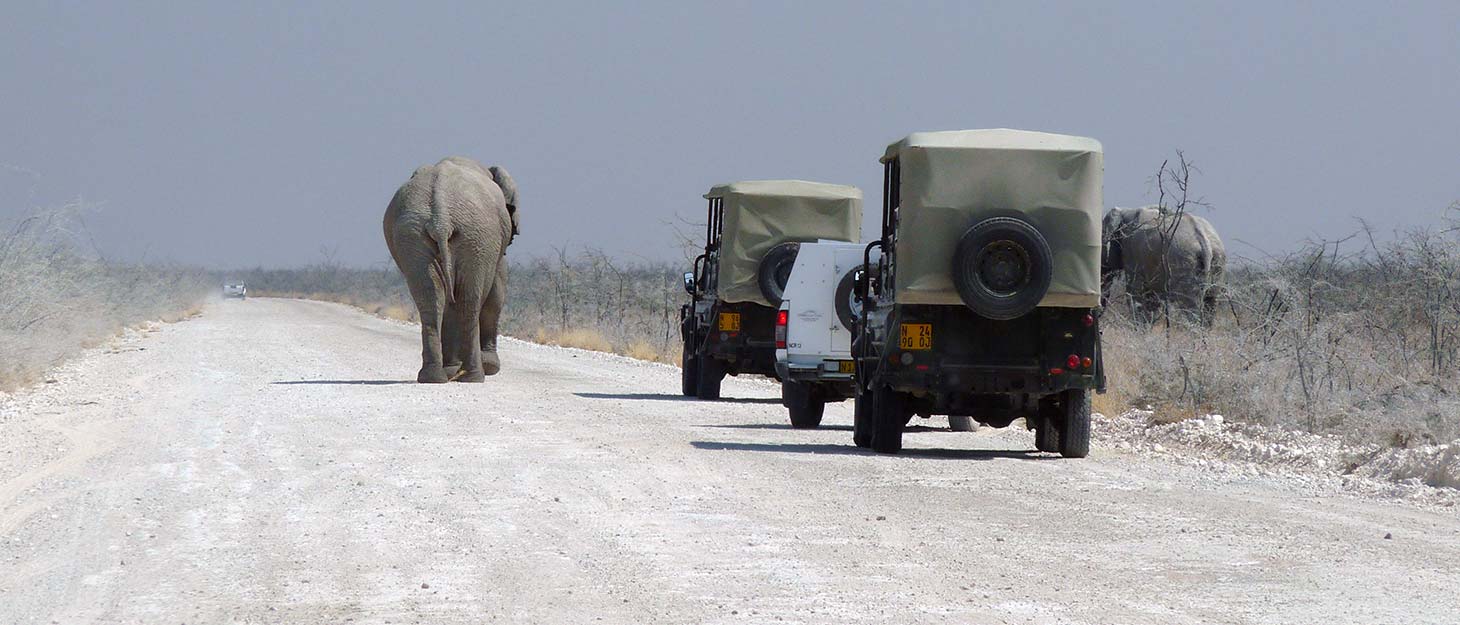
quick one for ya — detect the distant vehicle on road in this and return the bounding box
[223,283,248,299]
[680,180,863,400]
[773,240,868,428]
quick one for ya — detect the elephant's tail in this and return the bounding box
[430,240,457,306]
[428,167,458,306]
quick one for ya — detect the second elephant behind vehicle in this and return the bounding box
[1102,206,1225,324]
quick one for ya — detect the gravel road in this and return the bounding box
[2,298,1457,624]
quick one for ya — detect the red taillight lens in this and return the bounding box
[775,310,788,348]
[1082,357,1093,369]
[1067,354,1081,369]
[1082,314,1095,327]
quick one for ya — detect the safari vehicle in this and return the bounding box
[223,283,247,299]
[681,181,862,400]
[772,241,867,427]
[853,129,1106,457]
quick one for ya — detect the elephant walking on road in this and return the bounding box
[384,157,519,383]
[1102,206,1225,324]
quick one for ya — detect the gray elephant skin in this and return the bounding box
[1102,206,1225,323]
[384,157,519,383]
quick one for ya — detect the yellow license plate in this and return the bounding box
[836,360,855,373]
[718,312,741,332]
[899,323,932,350]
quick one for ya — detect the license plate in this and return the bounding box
[836,360,855,373]
[718,312,741,332]
[899,323,932,350]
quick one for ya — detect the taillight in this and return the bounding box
[775,310,788,348]
[1082,357,1093,369]
[1082,313,1095,327]
[1066,354,1081,369]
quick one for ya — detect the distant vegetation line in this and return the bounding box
[239,248,686,365]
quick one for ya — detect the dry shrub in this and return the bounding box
[545,328,614,353]
[0,207,212,390]
[377,303,415,322]
[624,340,668,363]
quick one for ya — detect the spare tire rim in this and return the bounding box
[845,283,863,320]
[976,240,1031,295]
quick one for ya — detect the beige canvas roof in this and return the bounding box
[706,180,862,306]
[882,128,1103,163]
[883,129,1104,309]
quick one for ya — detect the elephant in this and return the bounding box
[384,157,519,383]
[1102,206,1225,324]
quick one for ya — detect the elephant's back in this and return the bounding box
[430,159,507,216]
[384,167,436,230]
[1124,212,1206,286]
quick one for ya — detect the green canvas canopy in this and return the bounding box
[882,129,1104,309]
[705,180,862,306]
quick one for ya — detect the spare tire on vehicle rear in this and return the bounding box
[832,265,866,332]
[952,217,1053,320]
[757,242,801,305]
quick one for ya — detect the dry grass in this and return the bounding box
[252,291,420,323]
[0,207,212,391]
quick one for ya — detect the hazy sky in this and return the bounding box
[3,2,1457,268]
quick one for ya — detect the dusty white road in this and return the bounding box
[1,299,1457,624]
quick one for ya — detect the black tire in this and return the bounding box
[833,266,866,331]
[1057,389,1092,458]
[948,415,977,432]
[756,242,801,306]
[696,353,724,400]
[680,334,699,397]
[1034,415,1059,453]
[870,384,906,454]
[852,385,873,448]
[783,381,825,429]
[952,217,1053,320]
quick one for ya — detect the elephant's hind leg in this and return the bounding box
[441,302,465,379]
[479,263,508,376]
[452,284,489,384]
[403,259,450,384]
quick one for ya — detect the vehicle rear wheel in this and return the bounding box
[948,415,977,432]
[1033,415,1059,453]
[680,335,699,397]
[695,353,724,400]
[783,381,825,429]
[870,384,906,454]
[852,385,873,448]
[1057,389,1091,458]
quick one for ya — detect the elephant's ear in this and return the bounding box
[1101,210,1128,277]
[1101,209,1122,242]
[488,166,520,241]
